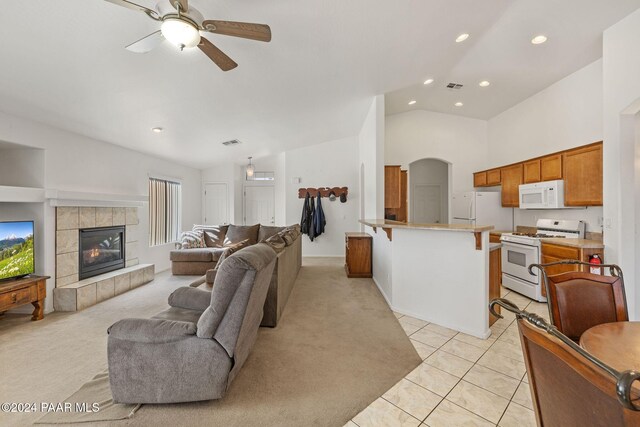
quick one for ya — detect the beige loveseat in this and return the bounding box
[170,224,302,327]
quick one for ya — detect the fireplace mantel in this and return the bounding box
[46,189,147,208]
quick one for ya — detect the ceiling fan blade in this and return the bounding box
[170,0,189,13]
[202,20,271,42]
[104,0,160,20]
[198,37,238,71]
[125,30,164,53]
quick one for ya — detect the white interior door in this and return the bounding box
[204,183,228,225]
[244,186,275,226]
[413,184,441,223]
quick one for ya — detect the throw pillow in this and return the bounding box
[179,230,205,249]
[192,224,229,248]
[262,233,286,253]
[207,239,250,284]
[258,225,285,242]
[224,224,260,246]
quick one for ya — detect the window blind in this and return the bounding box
[149,177,182,246]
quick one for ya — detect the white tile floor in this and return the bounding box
[348,287,549,426]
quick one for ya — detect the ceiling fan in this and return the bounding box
[104,0,271,71]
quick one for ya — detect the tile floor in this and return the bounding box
[347,288,548,426]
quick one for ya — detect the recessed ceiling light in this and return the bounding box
[151,127,164,133]
[531,35,547,45]
[479,80,491,87]
[454,102,464,107]
[408,100,417,105]
[455,33,469,43]
[423,78,434,85]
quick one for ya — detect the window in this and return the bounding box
[149,177,182,246]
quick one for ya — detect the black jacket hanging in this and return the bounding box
[300,192,312,235]
[308,196,316,241]
[314,193,326,237]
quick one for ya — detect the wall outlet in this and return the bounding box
[291,177,301,184]
[597,216,604,227]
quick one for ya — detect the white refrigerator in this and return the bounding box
[451,192,512,230]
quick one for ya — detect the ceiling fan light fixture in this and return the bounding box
[161,18,201,49]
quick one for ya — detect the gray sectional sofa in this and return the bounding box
[170,223,302,327]
[108,244,277,404]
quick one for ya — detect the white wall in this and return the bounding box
[488,60,603,164]
[358,95,385,220]
[385,110,488,193]
[0,110,202,312]
[0,145,45,188]
[602,9,640,319]
[487,59,604,232]
[286,136,360,256]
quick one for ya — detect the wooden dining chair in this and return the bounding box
[529,261,628,342]
[490,298,640,427]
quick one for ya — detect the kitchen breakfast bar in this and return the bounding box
[360,219,494,338]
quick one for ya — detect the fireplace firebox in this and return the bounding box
[79,226,126,280]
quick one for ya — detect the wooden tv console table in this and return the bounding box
[0,275,49,321]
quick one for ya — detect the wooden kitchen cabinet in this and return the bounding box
[523,159,541,183]
[541,242,605,297]
[563,142,603,206]
[385,165,402,209]
[486,169,501,186]
[385,170,408,222]
[489,246,501,325]
[345,233,372,278]
[500,163,523,207]
[540,154,563,181]
[474,171,487,187]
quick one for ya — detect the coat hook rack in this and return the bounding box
[298,187,348,199]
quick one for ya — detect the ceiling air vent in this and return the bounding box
[222,139,241,146]
[446,83,463,90]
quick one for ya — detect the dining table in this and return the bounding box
[580,321,640,372]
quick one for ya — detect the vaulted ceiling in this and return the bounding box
[0,0,638,168]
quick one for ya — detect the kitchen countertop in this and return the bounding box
[360,219,494,233]
[489,230,513,235]
[540,238,604,249]
[489,242,502,251]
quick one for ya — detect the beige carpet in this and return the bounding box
[1,258,420,427]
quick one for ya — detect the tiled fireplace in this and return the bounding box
[53,206,154,311]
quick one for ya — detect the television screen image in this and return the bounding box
[0,221,35,280]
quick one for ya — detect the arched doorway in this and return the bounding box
[408,158,451,223]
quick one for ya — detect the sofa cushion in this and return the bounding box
[262,233,286,253]
[193,224,229,248]
[258,225,285,242]
[205,240,251,285]
[179,230,205,249]
[225,224,260,246]
[170,248,225,262]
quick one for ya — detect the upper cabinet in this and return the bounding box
[473,171,487,187]
[563,143,603,206]
[472,141,602,207]
[384,165,402,209]
[486,169,501,186]
[523,159,541,183]
[540,154,563,181]
[501,164,523,207]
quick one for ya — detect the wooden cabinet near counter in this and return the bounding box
[563,142,603,206]
[345,233,372,278]
[385,165,402,209]
[540,241,604,297]
[540,153,563,181]
[489,245,501,326]
[473,171,487,187]
[500,163,523,207]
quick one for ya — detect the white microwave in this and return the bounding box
[519,180,566,209]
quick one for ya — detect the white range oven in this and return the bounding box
[500,219,585,302]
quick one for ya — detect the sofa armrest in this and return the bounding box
[168,286,211,311]
[108,318,196,344]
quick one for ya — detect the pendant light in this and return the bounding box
[246,157,255,178]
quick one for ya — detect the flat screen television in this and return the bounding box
[0,221,35,281]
